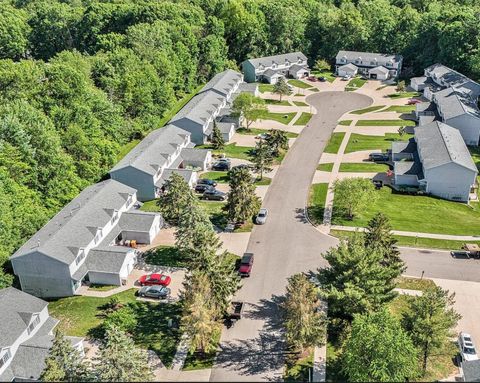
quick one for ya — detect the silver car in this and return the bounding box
[138,285,171,299]
[256,208,268,224]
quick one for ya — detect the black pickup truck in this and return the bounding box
[224,301,244,327]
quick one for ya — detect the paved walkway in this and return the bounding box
[170,333,190,371]
[210,91,372,382]
[393,288,423,296]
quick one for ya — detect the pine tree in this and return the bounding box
[272,77,292,101]
[157,172,197,225]
[210,120,225,150]
[317,233,400,320]
[283,273,326,353]
[402,286,461,374]
[265,129,289,157]
[93,325,154,382]
[225,167,261,224]
[364,213,405,275]
[41,331,87,382]
[251,139,273,180]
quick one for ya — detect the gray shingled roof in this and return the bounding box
[155,168,195,188]
[410,76,427,86]
[199,69,242,98]
[238,82,258,95]
[11,180,137,264]
[119,211,158,232]
[426,63,480,98]
[110,125,189,175]
[462,360,480,382]
[170,91,225,127]
[394,160,423,178]
[243,51,307,69]
[0,288,48,348]
[415,121,477,172]
[434,86,480,120]
[181,147,210,162]
[87,247,131,273]
[369,65,389,74]
[392,139,416,155]
[336,50,402,64]
[338,63,358,72]
[289,63,308,72]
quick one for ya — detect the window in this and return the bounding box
[27,315,41,335]
[370,61,376,65]
[111,211,118,225]
[0,350,11,369]
[126,194,133,207]
[272,63,277,68]
[355,60,359,64]
[386,62,392,67]
[94,228,103,244]
[75,249,86,265]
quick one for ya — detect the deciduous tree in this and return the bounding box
[232,93,267,129]
[333,177,377,219]
[313,58,330,73]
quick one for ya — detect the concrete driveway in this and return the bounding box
[210,91,373,382]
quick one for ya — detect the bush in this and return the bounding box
[103,305,138,333]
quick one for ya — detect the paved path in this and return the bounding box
[210,91,373,382]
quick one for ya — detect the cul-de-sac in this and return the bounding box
[1,1,480,382]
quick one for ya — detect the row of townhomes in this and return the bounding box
[392,64,480,202]
[335,50,403,80]
[9,68,257,299]
[0,287,84,381]
[241,52,310,84]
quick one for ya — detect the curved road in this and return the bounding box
[210,92,373,382]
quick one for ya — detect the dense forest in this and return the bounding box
[0,0,479,283]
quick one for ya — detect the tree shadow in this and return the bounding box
[294,207,310,224]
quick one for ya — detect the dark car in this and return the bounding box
[195,184,214,193]
[369,152,389,162]
[318,76,327,82]
[138,285,171,299]
[239,253,254,277]
[202,189,226,201]
[212,161,231,171]
[197,178,217,187]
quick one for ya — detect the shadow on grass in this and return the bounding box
[144,246,188,268]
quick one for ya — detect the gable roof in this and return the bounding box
[434,86,480,121]
[415,121,477,172]
[338,63,358,72]
[11,180,137,264]
[110,125,189,176]
[336,50,402,64]
[170,91,225,127]
[426,63,480,98]
[243,52,307,69]
[369,65,390,74]
[199,69,242,98]
[0,288,48,348]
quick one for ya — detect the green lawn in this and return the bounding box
[197,200,254,233]
[258,83,274,93]
[183,328,221,370]
[293,112,313,125]
[140,199,159,212]
[88,284,117,292]
[339,162,389,173]
[345,133,412,153]
[387,91,421,99]
[396,276,436,291]
[382,105,416,113]
[308,87,320,92]
[292,101,308,107]
[324,132,346,154]
[197,143,253,160]
[48,289,182,367]
[257,110,297,125]
[345,77,367,91]
[200,171,272,186]
[338,120,352,126]
[330,229,480,251]
[288,79,311,89]
[307,183,328,225]
[265,98,291,106]
[236,127,298,138]
[311,70,336,83]
[317,163,334,172]
[332,186,480,235]
[144,246,188,268]
[355,119,416,126]
[350,105,385,114]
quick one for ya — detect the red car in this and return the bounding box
[239,253,254,277]
[407,98,422,105]
[139,273,171,287]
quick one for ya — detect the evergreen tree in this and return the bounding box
[343,309,418,382]
[283,273,326,353]
[251,139,273,180]
[265,129,289,157]
[157,172,197,226]
[396,80,406,92]
[317,233,399,320]
[272,77,292,101]
[225,167,261,224]
[402,286,461,374]
[93,325,154,382]
[364,213,405,275]
[210,120,225,150]
[41,331,87,382]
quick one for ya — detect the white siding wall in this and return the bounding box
[446,115,480,146]
[425,163,477,201]
[395,174,419,186]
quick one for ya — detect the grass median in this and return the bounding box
[345,133,412,153]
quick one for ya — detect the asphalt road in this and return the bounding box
[210,92,373,382]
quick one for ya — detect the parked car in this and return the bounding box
[195,184,215,193]
[224,301,244,327]
[138,273,171,287]
[256,208,268,225]
[212,161,231,171]
[459,333,479,362]
[256,132,270,140]
[239,253,254,277]
[369,152,389,162]
[451,244,480,259]
[217,157,231,164]
[318,76,327,82]
[342,75,351,81]
[202,189,226,201]
[307,76,317,82]
[407,98,422,105]
[138,285,171,299]
[197,178,217,187]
